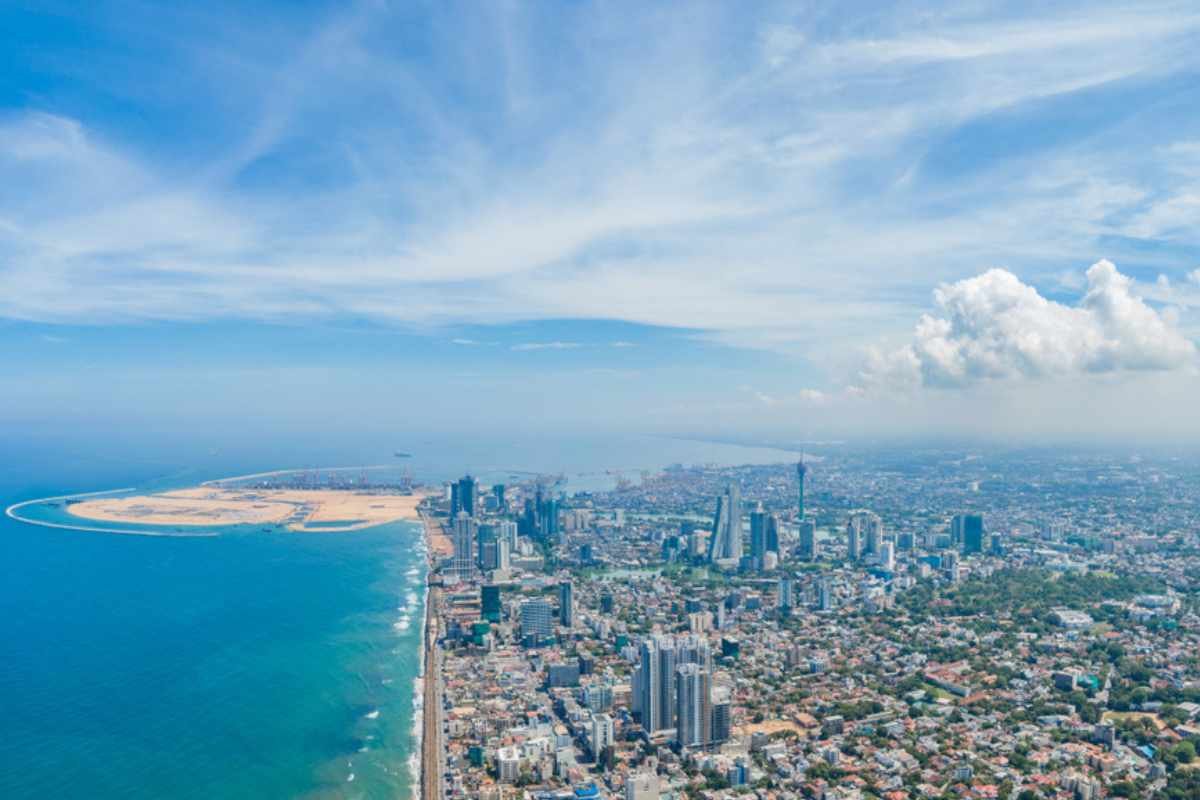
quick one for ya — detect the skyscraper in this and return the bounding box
[710,690,729,743]
[675,663,712,748]
[818,577,834,611]
[497,519,518,550]
[953,513,985,554]
[796,459,807,519]
[539,495,560,541]
[481,584,502,622]
[847,522,862,562]
[492,483,506,510]
[749,504,768,566]
[635,634,710,733]
[634,638,662,732]
[797,519,818,561]
[765,514,779,554]
[848,510,882,560]
[706,483,742,563]
[558,580,574,627]
[520,598,554,644]
[879,540,896,571]
[452,512,476,579]
[452,475,478,517]
[778,576,795,611]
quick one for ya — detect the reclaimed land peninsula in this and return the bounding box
[67,486,432,532]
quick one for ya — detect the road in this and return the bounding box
[421,584,442,800]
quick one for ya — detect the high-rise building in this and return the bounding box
[592,713,615,754]
[675,663,712,748]
[818,577,834,611]
[711,698,732,745]
[797,519,818,561]
[749,505,768,564]
[539,496,560,541]
[848,510,882,560]
[634,634,710,733]
[496,519,519,550]
[625,774,658,800]
[796,459,808,519]
[654,637,677,733]
[676,634,712,672]
[481,584,502,622]
[706,483,742,563]
[452,512,476,579]
[953,513,985,554]
[634,638,662,731]
[847,523,862,562]
[519,599,554,644]
[941,549,960,582]
[452,475,478,517]
[778,576,795,611]
[558,580,574,627]
[479,536,510,571]
[765,514,779,554]
[492,483,506,510]
[879,541,896,571]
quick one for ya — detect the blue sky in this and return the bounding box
[1,1,1199,442]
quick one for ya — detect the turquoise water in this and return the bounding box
[0,445,427,799]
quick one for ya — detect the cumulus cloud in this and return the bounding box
[859,260,1196,390]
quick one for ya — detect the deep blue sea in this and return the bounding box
[0,429,801,798]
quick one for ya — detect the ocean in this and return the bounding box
[0,429,801,799]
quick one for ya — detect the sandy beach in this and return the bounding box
[420,511,454,557]
[68,487,432,532]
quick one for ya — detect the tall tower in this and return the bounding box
[452,512,476,579]
[796,458,808,520]
[707,483,743,563]
[558,580,574,627]
[675,663,712,748]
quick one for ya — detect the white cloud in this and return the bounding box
[1,1,1199,363]
[510,341,580,351]
[859,260,1196,391]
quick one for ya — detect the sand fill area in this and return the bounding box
[68,487,431,532]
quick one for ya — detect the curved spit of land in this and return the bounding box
[5,488,221,537]
[6,466,431,537]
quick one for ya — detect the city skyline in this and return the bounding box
[1,1,1199,442]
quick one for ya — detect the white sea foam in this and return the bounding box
[365,709,381,720]
[347,773,355,783]
[408,751,420,786]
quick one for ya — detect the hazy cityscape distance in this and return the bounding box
[2,2,1200,800]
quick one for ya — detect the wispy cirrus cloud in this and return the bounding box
[0,0,1198,372]
[510,341,580,351]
